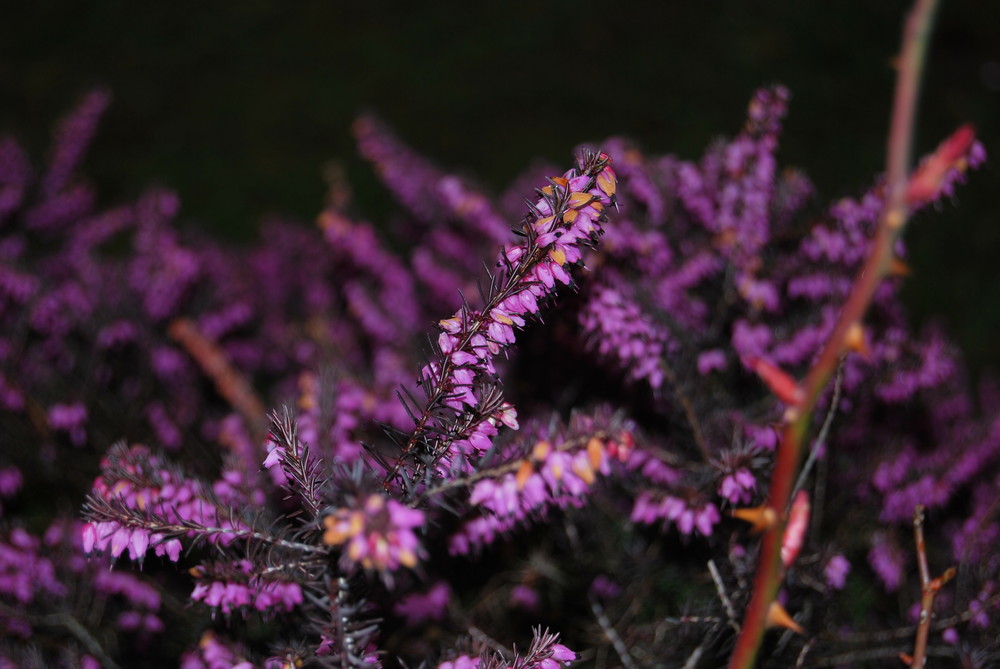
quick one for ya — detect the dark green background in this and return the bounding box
[2,1,997,375]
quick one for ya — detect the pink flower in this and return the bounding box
[323,494,425,573]
[824,554,850,590]
[394,581,451,625]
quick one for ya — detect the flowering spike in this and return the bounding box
[746,356,804,407]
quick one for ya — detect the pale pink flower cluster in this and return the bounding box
[322,494,425,572]
[83,444,244,563]
[82,520,181,563]
[190,560,303,616]
[449,433,633,555]
[630,492,720,537]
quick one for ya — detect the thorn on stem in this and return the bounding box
[766,602,804,636]
[731,505,779,533]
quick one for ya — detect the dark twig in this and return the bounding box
[168,317,268,445]
[708,559,740,634]
[831,590,1000,644]
[791,357,845,503]
[0,602,121,669]
[590,596,638,669]
[662,361,712,462]
[904,505,956,667]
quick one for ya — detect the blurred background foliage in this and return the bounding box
[2,0,997,375]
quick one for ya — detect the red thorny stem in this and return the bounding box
[728,0,940,666]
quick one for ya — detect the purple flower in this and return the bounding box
[823,554,851,590]
[868,532,905,592]
[393,581,451,625]
[510,583,541,611]
[438,655,481,669]
[697,349,727,375]
[719,468,756,505]
[47,402,88,447]
[190,561,302,617]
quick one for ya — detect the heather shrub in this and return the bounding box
[1,9,997,668]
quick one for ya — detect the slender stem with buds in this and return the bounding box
[728,1,940,666]
[906,505,956,667]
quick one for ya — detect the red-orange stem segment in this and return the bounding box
[727,0,941,666]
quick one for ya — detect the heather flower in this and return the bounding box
[510,583,541,611]
[47,401,88,446]
[0,528,66,604]
[83,443,244,562]
[0,71,992,666]
[675,86,788,270]
[393,581,451,625]
[319,210,422,340]
[449,418,633,554]
[39,89,110,200]
[438,630,574,669]
[966,582,997,629]
[697,349,727,375]
[625,448,681,486]
[190,560,303,616]
[0,466,22,500]
[439,656,481,669]
[868,532,906,592]
[322,494,425,574]
[579,284,669,389]
[180,632,254,669]
[353,115,447,224]
[823,554,850,590]
[386,151,616,484]
[718,468,756,505]
[590,575,622,600]
[630,492,720,537]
